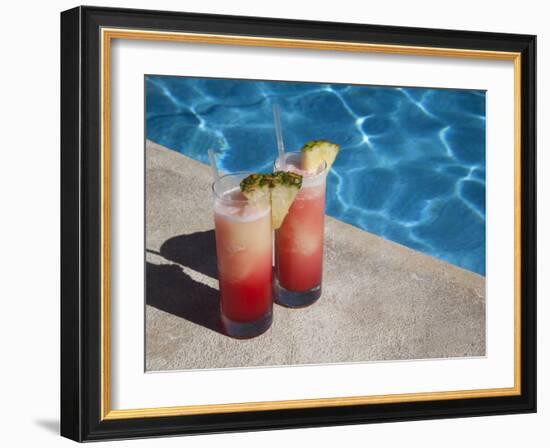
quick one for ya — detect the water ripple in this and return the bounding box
[146,76,486,275]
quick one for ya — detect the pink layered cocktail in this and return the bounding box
[274,153,328,307]
[212,173,273,338]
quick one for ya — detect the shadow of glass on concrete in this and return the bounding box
[159,230,218,279]
[145,259,223,335]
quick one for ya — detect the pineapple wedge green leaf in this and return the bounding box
[300,139,340,172]
[240,171,302,229]
[239,173,272,209]
[269,171,303,228]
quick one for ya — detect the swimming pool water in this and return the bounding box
[146,76,486,276]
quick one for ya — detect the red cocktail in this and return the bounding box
[213,173,273,338]
[274,153,328,307]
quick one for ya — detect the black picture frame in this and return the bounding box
[61,5,536,442]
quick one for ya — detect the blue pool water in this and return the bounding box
[146,76,486,276]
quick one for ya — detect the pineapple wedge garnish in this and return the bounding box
[240,172,302,229]
[269,171,302,229]
[300,139,340,172]
[239,173,272,209]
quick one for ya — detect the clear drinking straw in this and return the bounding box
[272,103,286,170]
[207,149,219,181]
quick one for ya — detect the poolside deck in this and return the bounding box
[145,140,485,371]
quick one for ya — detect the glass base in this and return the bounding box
[273,276,322,308]
[221,308,273,339]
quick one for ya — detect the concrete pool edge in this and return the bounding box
[145,139,485,370]
[146,139,484,282]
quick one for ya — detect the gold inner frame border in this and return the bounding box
[99,27,522,421]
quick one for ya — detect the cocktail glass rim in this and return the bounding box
[211,171,254,205]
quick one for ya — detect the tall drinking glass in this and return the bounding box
[274,152,328,307]
[212,173,273,338]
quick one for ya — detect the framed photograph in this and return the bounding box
[60,5,536,441]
